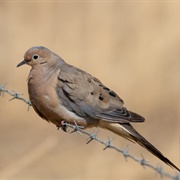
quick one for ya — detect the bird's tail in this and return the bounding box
[99,121,180,172]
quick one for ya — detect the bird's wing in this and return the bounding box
[56,63,144,123]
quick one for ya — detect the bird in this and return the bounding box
[17,46,180,172]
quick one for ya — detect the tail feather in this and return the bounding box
[100,121,180,172]
[123,123,180,172]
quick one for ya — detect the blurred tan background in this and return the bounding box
[0,1,179,179]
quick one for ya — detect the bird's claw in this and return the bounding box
[57,121,68,132]
[57,120,84,135]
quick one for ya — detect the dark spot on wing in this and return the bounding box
[99,84,103,87]
[99,94,104,101]
[109,91,116,97]
[103,87,110,91]
[91,92,94,95]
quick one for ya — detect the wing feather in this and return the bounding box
[56,63,145,123]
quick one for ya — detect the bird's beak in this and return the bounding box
[17,60,27,67]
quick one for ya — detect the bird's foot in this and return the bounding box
[57,121,68,132]
[57,120,84,135]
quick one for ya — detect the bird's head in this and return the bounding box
[17,46,60,68]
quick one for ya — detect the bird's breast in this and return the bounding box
[27,68,86,127]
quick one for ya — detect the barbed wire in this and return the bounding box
[0,83,31,110]
[0,83,179,180]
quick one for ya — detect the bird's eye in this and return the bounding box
[32,54,39,60]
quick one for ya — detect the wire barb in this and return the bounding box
[155,166,164,178]
[140,154,147,168]
[122,145,130,161]
[103,137,113,150]
[86,130,99,144]
[63,120,84,135]
[0,83,32,109]
[0,83,7,96]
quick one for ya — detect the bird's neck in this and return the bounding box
[28,66,60,87]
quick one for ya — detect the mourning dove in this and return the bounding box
[17,46,180,172]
